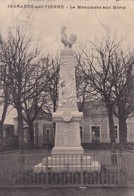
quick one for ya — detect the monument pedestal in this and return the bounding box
[52,110,84,155]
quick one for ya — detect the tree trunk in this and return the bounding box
[0,102,8,147]
[28,122,34,149]
[119,117,127,146]
[53,99,57,113]
[17,107,24,151]
[0,102,8,140]
[0,121,4,151]
[107,105,116,144]
[0,121,3,141]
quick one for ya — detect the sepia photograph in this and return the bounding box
[0,0,134,195]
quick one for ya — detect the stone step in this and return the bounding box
[42,155,92,165]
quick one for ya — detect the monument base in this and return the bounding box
[52,146,84,155]
[33,154,101,173]
[52,111,84,155]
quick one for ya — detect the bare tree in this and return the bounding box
[0,26,42,150]
[77,38,121,144]
[77,37,134,147]
[0,36,11,147]
[112,50,134,146]
[75,53,98,112]
[46,57,60,113]
[22,59,54,148]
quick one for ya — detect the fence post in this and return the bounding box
[80,155,83,186]
[45,155,48,188]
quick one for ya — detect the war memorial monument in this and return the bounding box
[34,27,100,172]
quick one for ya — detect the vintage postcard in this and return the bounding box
[0,0,134,195]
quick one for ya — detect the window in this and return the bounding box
[107,125,119,142]
[114,125,118,139]
[80,126,83,140]
[43,126,51,144]
[46,128,50,143]
[43,125,46,143]
[91,126,100,143]
[34,123,38,147]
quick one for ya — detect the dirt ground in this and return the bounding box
[0,187,134,196]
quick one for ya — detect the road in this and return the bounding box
[0,187,134,196]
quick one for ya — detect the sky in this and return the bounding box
[0,0,134,124]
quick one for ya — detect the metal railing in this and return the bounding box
[0,152,134,188]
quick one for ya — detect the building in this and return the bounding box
[1,124,18,151]
[14,103,134,148]
[80,102,134,146]
[14,109,54,148]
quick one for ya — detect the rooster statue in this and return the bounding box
[61,26,77,49]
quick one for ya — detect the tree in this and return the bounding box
[77,38,121,144]
[0,36,10,146]
[112,50,134,146]
[0,26,42,149]
[22,59,54,148]
[77,37,134,146]
[46,57,60,113]
[75,53,98,112]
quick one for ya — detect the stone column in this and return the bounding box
[52,49,84,155]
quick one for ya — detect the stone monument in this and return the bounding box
[34,27,101,172]
[52,26,83,155]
